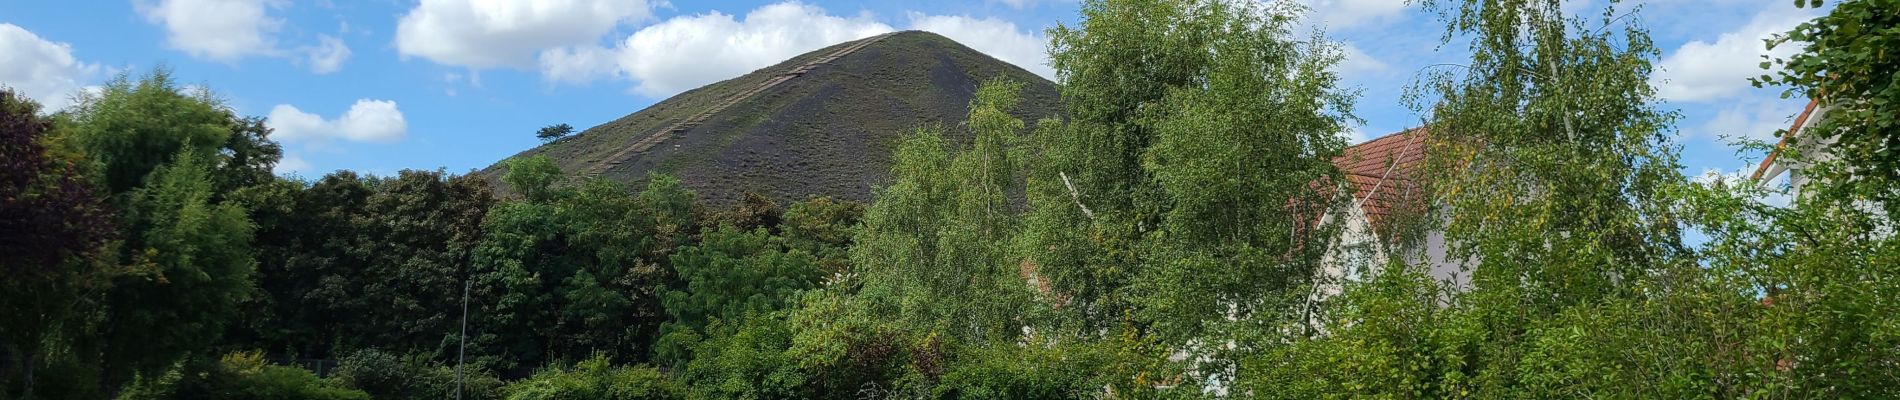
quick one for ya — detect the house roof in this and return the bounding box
[1332,128,1429,233]
[1751,98,1821,182]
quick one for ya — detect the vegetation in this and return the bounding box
[0,0,1896,398]
[536,124,574,143]
[1759,0,1900,214]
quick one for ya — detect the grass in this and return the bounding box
[482,31,1063,206]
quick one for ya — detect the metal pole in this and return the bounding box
[456,278,470,400]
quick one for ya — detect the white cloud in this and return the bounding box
[267,99,409,143]
[536,1,1060,97]
[1653,9,1816,103]
[608,2,894,96]
[1297,0,1408,30]
[0,24,99,111]
[396,0,656,69]
[1344,125,1373,144]
[539,44,621,84]
[274,154,313,175]
[137,0,284,62]
[992,0,1074,9]
[1336,42,1389,77]
[1689,97,1803,143]
[907,14,1054,79]
[304,35,351,74]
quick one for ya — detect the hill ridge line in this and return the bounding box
[584,32,901,177]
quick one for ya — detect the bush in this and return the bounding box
[331,349,502,400]
[502,355,683,400]
[120,352,368,400]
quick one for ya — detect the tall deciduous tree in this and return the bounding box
[63,69,231,196]
[96,152,255,391]
[1759,0,1900,212]
[0,89,114,399]
[469,156,693,373]
[1025,0,1353,387]
[57,69,264,394]
[853,79,1041,342]
[1246,0,1717,397]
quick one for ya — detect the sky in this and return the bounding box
[0,0,1820,183]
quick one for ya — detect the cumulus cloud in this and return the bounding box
[535,1,1057,97]
[303,35,351,74]
[267,99,409,143]
[136,0,352,73]
[274,154,314,175]
[1335,42,1390,78]
[1297,0,1408,30]
[1689,97,1804,143]
[538,44,622,85]
[607,2,893,96]
[1344,126,1373,144]
[396,0,656,69]
[0,24,99,111]
[1653,9,1816,103]
[137,0,284,62]
[907,14,1053,79]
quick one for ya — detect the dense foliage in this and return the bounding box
[1760,0,1900,213]
[1,0,1895,398]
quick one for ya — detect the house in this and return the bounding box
[1317,128,1467,299]
[1752,99,1830,190]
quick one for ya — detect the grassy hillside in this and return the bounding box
[483,30,1062,205]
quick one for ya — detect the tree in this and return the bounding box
[62,68,231,196]
[56,69,264,395]
[210,116,283,198]
[779,197,864,274]
[1759,0,1900,213]
[852,79,1042,342]
[1025,0,1354,387]
[470,156,694,373]
[656,226,821,365]
[1246,0,1714,396]
[227,172,374,358]
[535,123,575,143]
[95,152,256,391]
[0,89,114,398]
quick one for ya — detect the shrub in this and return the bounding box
[502,355,683,400]
[120,352,368,400]
[331,349,503,400]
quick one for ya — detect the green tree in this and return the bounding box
[778,196,864,275]
[1758,0,1900,213]
[210,116,283,197]
[0,89,115,399]
[49,69,265,395]
[852,79,1041,342]
[228,172,374,358]
[655,226,821,366]
[1021,0,1354,388]
[470,156,693,372]
[94,152,256,392]
[535,123,575,143]
[1246,0,1707,397]
[62,69,231,196]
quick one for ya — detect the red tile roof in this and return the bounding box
[1332,128,1429,234]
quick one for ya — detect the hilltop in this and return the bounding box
[482,30,1063,205]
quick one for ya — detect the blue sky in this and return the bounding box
[0,0,1816,183]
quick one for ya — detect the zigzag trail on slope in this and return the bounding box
[584,32,898,177]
